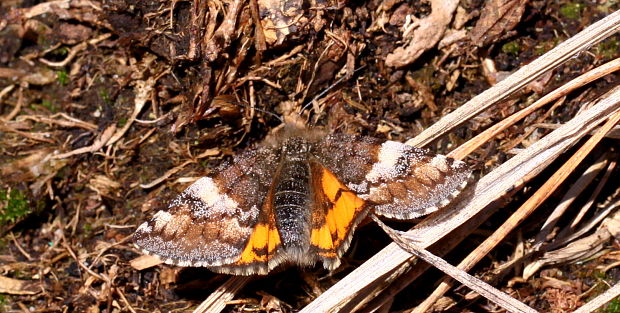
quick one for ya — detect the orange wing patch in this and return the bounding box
[310,165,366,258]
[236,222,281,265]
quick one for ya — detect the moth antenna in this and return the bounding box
[222,96,285,124]
[300,65,367,117]
[252,106,285,124]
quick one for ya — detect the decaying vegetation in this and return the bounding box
[1,0,620,312]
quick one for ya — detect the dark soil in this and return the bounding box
[1,0,619,312]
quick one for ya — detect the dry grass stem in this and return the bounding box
[407,9,620,148]
[451,56,620,160]
[413,89,620,312]
[192,276,252,313]
[372,215,538,313]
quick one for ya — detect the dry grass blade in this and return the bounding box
[533,155,609,248]
[50,124,116,159]
[568,158,617,229]
[407,9,620,148]
[450,56,620,160]
[547,197,620,253]
[191,276,252,313]
[523,205,620,279]
[106,77,155,147]
[536,123,620,139]
[371,215,537,313]
[413,90,620,312]
[139,148,219,189]
[300,85,620,312]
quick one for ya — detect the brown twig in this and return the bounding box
[51,124,116,159]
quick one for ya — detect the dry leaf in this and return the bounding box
[470,0,527,47]
[385,0,459,67]
[0,275,40,295]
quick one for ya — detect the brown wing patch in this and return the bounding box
[134,147,279,272]
[364,143,471,219]
[309,161,367,265]
[134,177,259,268]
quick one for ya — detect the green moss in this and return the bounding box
[56,70,69,86]
[597,38,620,59]
[501,41,520,55]
[0,189,31,225]
[599,296,620,312]
[117,117,127,127]
[99,89,112,105]
[535,39,560,55]
[560,2,584,20]
[57,46,69,56]
[40,99,57,113]
[595,270,607,279]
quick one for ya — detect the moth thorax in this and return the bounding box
[273,157,311,250]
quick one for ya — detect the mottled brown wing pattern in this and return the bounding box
[133,148,278,269]
[134,129,471,275]
[314,134,471,219]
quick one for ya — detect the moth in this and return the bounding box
[134,125,470,275]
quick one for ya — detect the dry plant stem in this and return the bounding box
[451,56,620,160]
[191,276,252,313]
[61,240,105,282]
[0,85,21,121]
[0,124,54,143]
[533,155,608,248]
[20,0,101,19]
[501,96,566,153]
[355,219,491,313]
[10,232,32,261]
[536,123,620,139]
[412,94,620,313]
[0,84,15,101]
[249,0,267,51]
[300,85,620,313]
[549,197,620,252]
[522,204,620,280]
[115,288,137,313]
[569,158,617,229]
[51,124,116,159]
[19,113,98,131]
[106,77,156,146]
[139,148,219,188]
[408,9,620,148]
[39,33,111,67]
[371,215,538,313]
[572,279,620,313]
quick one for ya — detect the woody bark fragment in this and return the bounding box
[385,0,458,68]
